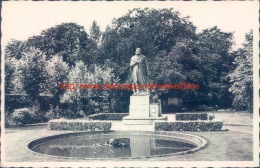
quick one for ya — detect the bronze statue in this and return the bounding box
[130,48,149,94]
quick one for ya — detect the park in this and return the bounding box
[2,2,257,167]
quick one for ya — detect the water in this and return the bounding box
[30,133,197,158]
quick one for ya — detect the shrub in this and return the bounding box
[154,121,223,132]
[5,112,15,127]
[44,105,63,120]
[5,95,52,116]
[5,95,32,115]
[10,108,36,126]
[175,113,208,120]
[89,113,128,120]
[59,109,85,119]
[48,119,112,131]
[44,105,55,120]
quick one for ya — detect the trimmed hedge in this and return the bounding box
[48,119,112,131]
[89,113,128,121]
[154,121,223,132]
[175,113,208,121]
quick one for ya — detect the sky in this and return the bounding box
[2,1,258,50]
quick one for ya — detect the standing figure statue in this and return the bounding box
[130,48,149,94]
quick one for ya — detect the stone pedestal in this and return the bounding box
[123,94,167,125]
[129,95,150,117]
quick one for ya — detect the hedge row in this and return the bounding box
[48,119,112,131]
[154,121,223,131]
[175,113,208,121]
[88,113,128,121]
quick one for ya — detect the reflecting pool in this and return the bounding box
[29,132,199,158]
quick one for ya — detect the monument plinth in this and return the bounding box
[123,93,167,125]
[123,48,167,125]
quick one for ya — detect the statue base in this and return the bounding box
[122,93,167,125]
[123,116,167,125]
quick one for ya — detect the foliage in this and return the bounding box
[4,8,250,117]
[89,113,128,120]
[26,22,95,66]
[7,48,69,116]
[175,113,208,120]
[18,48,49,104]
[228,30,253,111]
[7,108,36,127]
[48,119,112,131]
[5,39,27,60]
[101,8,196,82]
[45,55,69,112]
[195,27,235,107]
[61,60,120,115]
[90,21,102,45]
[5,95,32,115]
[44,104,61,120]
[100,9,235,108]
[155,121,223,131]
[5,59,15,94]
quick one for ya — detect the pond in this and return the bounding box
[28,131,205,159]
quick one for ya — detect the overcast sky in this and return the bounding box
[2,1,258,50]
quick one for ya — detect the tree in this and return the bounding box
[19,48,49,105]
[5,40,28,94]
[100,8,196,83]
[26,22,94,66]
[5,59,15,94]
[61,61,120,116]
[90,21,102,45]
[5,39,27,60]
[45,55,69,114]
[228,30,253,111]
[186,26,235,107]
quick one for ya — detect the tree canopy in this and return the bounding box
[4,8,253,112]
[228,30,253,111]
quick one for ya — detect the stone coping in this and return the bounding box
[175,112,209,114]
[156,119,223,122]
[49,119,110,122]
[123,116,167,120]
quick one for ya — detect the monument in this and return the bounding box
[123,48,167,125]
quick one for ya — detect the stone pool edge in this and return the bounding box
[26,130,208,160]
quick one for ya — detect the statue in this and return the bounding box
[130,48,149,94]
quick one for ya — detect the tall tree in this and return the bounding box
[26,22,94,66]
[45,55,69,111]
[100,8,196,83]
[19,48,49,105]
[5,59,15,94]
[5,39,27,60]
[228,30,253,111]
[5,40,28,94]
[90,21,102,45]
[189,26,235,106]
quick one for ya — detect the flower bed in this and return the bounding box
[175,113,208,121]
[154,121,223,131]
[89,113,128,121]
[48,119,111,131]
